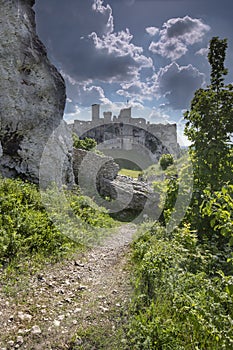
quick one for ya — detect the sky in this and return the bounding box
[34,0,233,145]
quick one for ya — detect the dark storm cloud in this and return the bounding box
[35,0,151,83]
[156,62,205,109]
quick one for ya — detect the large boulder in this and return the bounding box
[100,175,160,221]
[73,148,119,185]
[73,148,160,221]
[0,0,74,186]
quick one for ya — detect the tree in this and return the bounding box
[184,37,233,192]
[72,134,97,151]
[159,153,174,170]
[183,37,233,239]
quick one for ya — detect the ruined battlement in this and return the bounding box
[71,104,179,163]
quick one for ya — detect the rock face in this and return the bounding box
[73,148,159,221]
[100,175,160,221]
[73,148,119,186]
[0,0,74,186]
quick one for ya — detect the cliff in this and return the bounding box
[0,0,74,186]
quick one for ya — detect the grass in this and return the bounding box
[0,176,117,271]
[69,311,128,350]
[118,168,142,178]
[126,223,233,349]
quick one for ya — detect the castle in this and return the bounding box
[71,104,179,166]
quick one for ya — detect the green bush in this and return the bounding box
[200,184,233,244]
[0,177,115,267]
[127,224,233,349]
[159,154,174,170]
[72,133,97,151]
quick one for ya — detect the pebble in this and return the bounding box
[78,285,87,291]
[74,308,82,313]
[31,325,42,335]
[7,341,14,347]
[58,314,65,320]
[18,312,32,322]
[16,336,24,344]
[99,306,109,312]
[53,320,60,327]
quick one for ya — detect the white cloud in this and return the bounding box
[146,26,159,36]
[148,108,173,124]
[195,47,209,57]
[89,28,153,82]
[62,72,111,108]
[92,0,114,34]
[37,0,152,84]
[149,16,210,60]
[117,80,155,102]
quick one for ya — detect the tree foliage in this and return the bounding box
[72,133,97,151]
[127,37,233,350]
[184,37,233,191]
[159,153,174,170]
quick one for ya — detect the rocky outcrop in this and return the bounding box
[0,0,74,186]
[99,175,160,221]
[73,148,159,221]
[73,148,119,185]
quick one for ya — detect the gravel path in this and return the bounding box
[0,224,137,349]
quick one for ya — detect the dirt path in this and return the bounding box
[0,224,137,349]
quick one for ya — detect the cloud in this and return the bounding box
[149,16,210,60]
[64,98,80,114]
[155,62,205,109]
[62,72,111,109]
[35,0,152,84]
[195,47,209,57]
[145,26,159,36]
[148,108,173,124]
[117,79,155,102]
[89,28,153,82]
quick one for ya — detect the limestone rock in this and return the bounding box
[31,325,41,335]
[100,175,160,220]
[73,148,119,185]
[73,149,159,220]
[0,0,73,186]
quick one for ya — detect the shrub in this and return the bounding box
[72,134,97,151]
[0,177,115,267]
[159,154,174,170]
[127,224,233,349]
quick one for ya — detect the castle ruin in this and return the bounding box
[72,104,179,167]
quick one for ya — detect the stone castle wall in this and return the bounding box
[71,106,179,162]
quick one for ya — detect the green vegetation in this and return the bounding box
[127,37,233,349]
[73,133,97,151]
[118,168,142,178]
[69,307,128,350]
[127,223,233,349]
[184,37,232,192]
[159,153,174,170]
[1,35,232,350]
[0,177,115,269]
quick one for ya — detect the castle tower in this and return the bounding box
[103,111,112,122]
[119,107,131,119]
[92,104,100,121]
